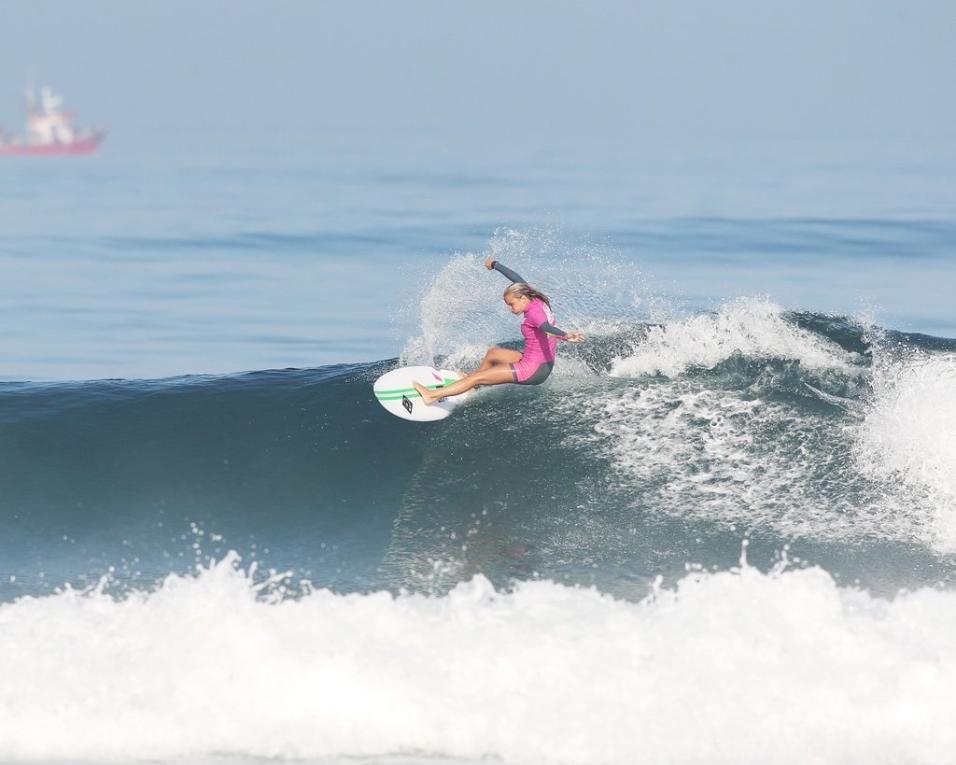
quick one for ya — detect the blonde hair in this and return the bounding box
[504,282,551,308]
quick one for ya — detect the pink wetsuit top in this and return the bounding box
[512,299,559,382]
[490,260,568,384]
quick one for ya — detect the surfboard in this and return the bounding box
[373,365,471,422]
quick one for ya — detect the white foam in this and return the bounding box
[610,298,857,378]
[574,350,956,549]
[1,555,955,763]
[582,380,891,539]
[856,350,956,550]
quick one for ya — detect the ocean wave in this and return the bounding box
[580,335,956,552]
[609,298,861,378]
[581,380,888,540]
[3,303,956,598]
[1,553,954,763]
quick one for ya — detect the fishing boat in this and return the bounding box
[0,85,106,156]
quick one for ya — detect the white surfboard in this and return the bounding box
[373,365,470,422]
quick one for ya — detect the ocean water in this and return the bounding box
[2,129,956,763]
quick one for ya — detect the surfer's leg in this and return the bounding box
[476,346,522,373]
[413,365,514,404]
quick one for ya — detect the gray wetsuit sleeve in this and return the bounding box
[538,321,568,338]
[492,261,526,284]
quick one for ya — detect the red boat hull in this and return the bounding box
[0,132,105,156]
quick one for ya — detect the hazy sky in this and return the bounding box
[2,0,954,141]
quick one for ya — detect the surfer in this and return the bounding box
[413,258,585,404]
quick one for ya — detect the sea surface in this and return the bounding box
[1,129,956,763]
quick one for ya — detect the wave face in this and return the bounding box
[3,297,956,600]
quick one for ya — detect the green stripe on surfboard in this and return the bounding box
[374,377,458,400]
[374,388,448,401]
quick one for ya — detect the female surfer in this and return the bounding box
[413,258,585,404]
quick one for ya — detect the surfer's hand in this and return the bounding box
[484,257,496,270]
[565,332,586,343]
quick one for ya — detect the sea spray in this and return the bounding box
[400,228,651,368]
[856,348,956,550]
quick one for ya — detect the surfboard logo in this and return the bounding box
[401,395,413,414]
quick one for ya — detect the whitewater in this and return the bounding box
[3,553,956,764]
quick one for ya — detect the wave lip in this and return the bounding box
[1,554,956,763]
[610,298,859,378]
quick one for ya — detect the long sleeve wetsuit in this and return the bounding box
[490,260,568,384]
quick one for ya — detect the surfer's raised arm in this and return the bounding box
[484,257,525,284]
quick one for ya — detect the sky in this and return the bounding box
[1,0,954,142]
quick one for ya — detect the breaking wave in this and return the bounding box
[2,553,955,763]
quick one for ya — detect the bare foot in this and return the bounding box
[412,381,435,405]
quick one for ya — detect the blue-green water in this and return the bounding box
[2,130,956,763]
